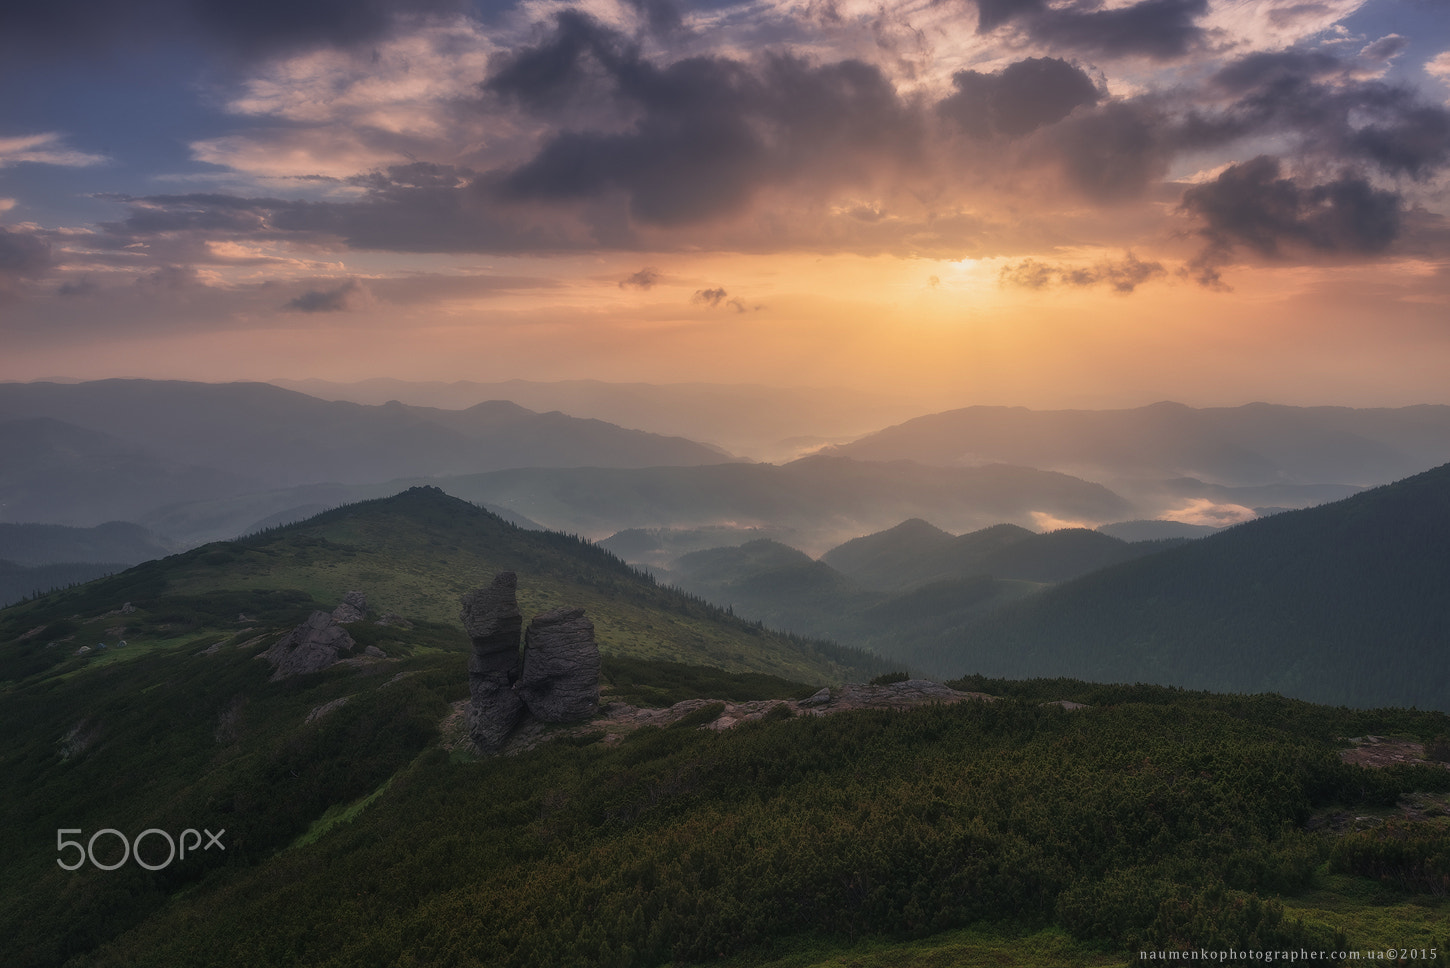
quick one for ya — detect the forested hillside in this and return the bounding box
[913,463,1450,710]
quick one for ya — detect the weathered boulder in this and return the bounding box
[461,573,526,751]
[516,607,600,722]
[331,590,368,624]
[264,611,357,681]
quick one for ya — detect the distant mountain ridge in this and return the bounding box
[0,380,731,528]
[658,523,1174,656]
[270,377,928,461]
[831,401,1450,488]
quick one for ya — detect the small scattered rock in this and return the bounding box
[332,591,368,624]
[305,697,351,724]
[800,687,832,708]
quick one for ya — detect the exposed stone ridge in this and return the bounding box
[462,679,1000,756]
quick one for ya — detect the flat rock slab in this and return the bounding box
[456,679,997,756]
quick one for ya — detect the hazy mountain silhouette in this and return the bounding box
[0,417,255,526]
[425,455,1133,553]
[830,401,1450,489]
[0,520,174,567]
[271,377,927,461]
[659,521,1173,655]
[0,380,731,527]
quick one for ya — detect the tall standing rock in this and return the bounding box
[461,572,526,751]
[517,607,600,722]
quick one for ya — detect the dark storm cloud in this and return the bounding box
[1040,44,1450,208]
[938,57,1100,139]
[999,252,1164,292]
[285,279,360,312]
[974,0,1209,61]
[0,0,466,62]
[485,12,920,227]
[1207,50,1450,179]
[619,267,662,289]
[1181,156,1402,287]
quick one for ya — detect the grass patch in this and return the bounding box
[721,925,1122,968]
[1281,873,1450,951]
[291,773,400,850]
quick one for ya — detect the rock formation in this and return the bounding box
[331,591,367,624]
[264,611,357,681]
[460,575,602,752]
[461,572,527,751]
[517,607,600,722]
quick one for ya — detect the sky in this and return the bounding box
[2,0,1449,410]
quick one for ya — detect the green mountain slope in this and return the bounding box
[0,486,873,689]
[913,463,1450,710]
[42,683,1450,968]
[2,486,1448,966]
[0,487,885,966]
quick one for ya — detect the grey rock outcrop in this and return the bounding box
[517,607,600,722]
[462,573,526,751]
[331,591,367,624]
[265,611,357,681]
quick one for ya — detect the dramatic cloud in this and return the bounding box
[974,0,1210,61]
[1046,100,1172,202]
[1181,156,1402,286]
[0,0,467,62]
[938,58,1100,139]
[1207,49,1450,178]
[619,267,662,289]
[487,12,921,226]
[999,252,1165,292]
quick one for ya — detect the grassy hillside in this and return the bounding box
[661,524,1173,667]
[0,488,886,966]
[912,463,1450,710]
[39,681,1450,968]
[0,487,878,690]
